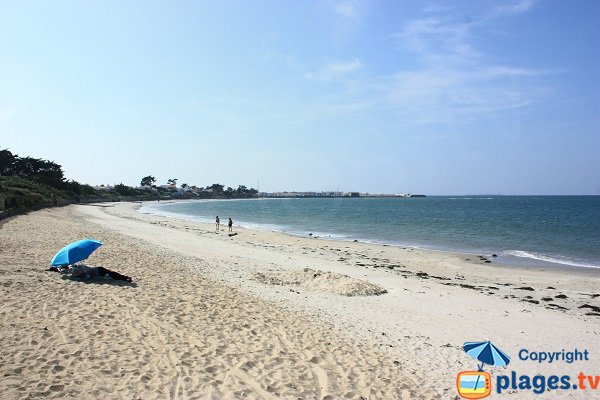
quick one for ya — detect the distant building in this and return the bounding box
[92,185,113,191]
[262,191,347,198]
[258,191,425,198]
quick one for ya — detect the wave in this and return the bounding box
[503,250,599,269]
[449,197,495,200]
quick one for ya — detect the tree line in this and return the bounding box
[139,176,259,198]
[2,149,66,189]
[0,148,260,215]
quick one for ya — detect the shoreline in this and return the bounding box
[94,201,600,327]
[1,202,599,399]
[138,199,600,275]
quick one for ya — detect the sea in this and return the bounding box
[139,196,600,270]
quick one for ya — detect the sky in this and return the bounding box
[1,0,599,195]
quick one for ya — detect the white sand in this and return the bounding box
[1,202,598,399]
[254,268,388,296]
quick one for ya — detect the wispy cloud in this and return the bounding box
[395,17,476,61]
[335,3,357,19]
[383,0,550,123]
[491,0,537,16]
[221,1,549,130]
[385,67,547,123]
[304,59,362,81]
[422,3,456,14]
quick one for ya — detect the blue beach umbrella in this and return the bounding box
[464,341,511,370]
[50,239,102,267]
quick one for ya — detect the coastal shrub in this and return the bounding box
[3,191,45,209]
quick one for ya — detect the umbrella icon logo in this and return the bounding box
[456,341,511,399]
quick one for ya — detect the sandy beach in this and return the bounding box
[1,202,598,399]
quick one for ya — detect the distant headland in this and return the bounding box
[260,191,426,198]
[0,148,424,219]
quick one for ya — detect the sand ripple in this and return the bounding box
[0,207,419,399]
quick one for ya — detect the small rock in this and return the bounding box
[515,286,535,291]
[579,304,600,313]
[547,303,568,310]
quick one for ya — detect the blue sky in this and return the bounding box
[1,0,598,194]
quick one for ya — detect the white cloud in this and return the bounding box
[479,66,557,78]
[492,0,537,16]
[304,59,362,81]
[385,67,543,123]
[335,3,357,18]
[395,17,476,61]
[270,0,550,128]
[382,0,551,124]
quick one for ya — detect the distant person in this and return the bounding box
[228,218,233,232]
[216,216,220,230]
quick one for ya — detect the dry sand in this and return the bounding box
[1,202,598,399]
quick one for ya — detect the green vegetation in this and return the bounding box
[1,176,65,210]
[140,175,156,187]
[0,175,154,216]
[192,183,258,199]
[0,149,259,218]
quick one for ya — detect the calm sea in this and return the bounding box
[139,196,600,269]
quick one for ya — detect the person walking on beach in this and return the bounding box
[228,218,233,232]
[215,216,220,231]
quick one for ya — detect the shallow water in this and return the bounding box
[140,196,600,269]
